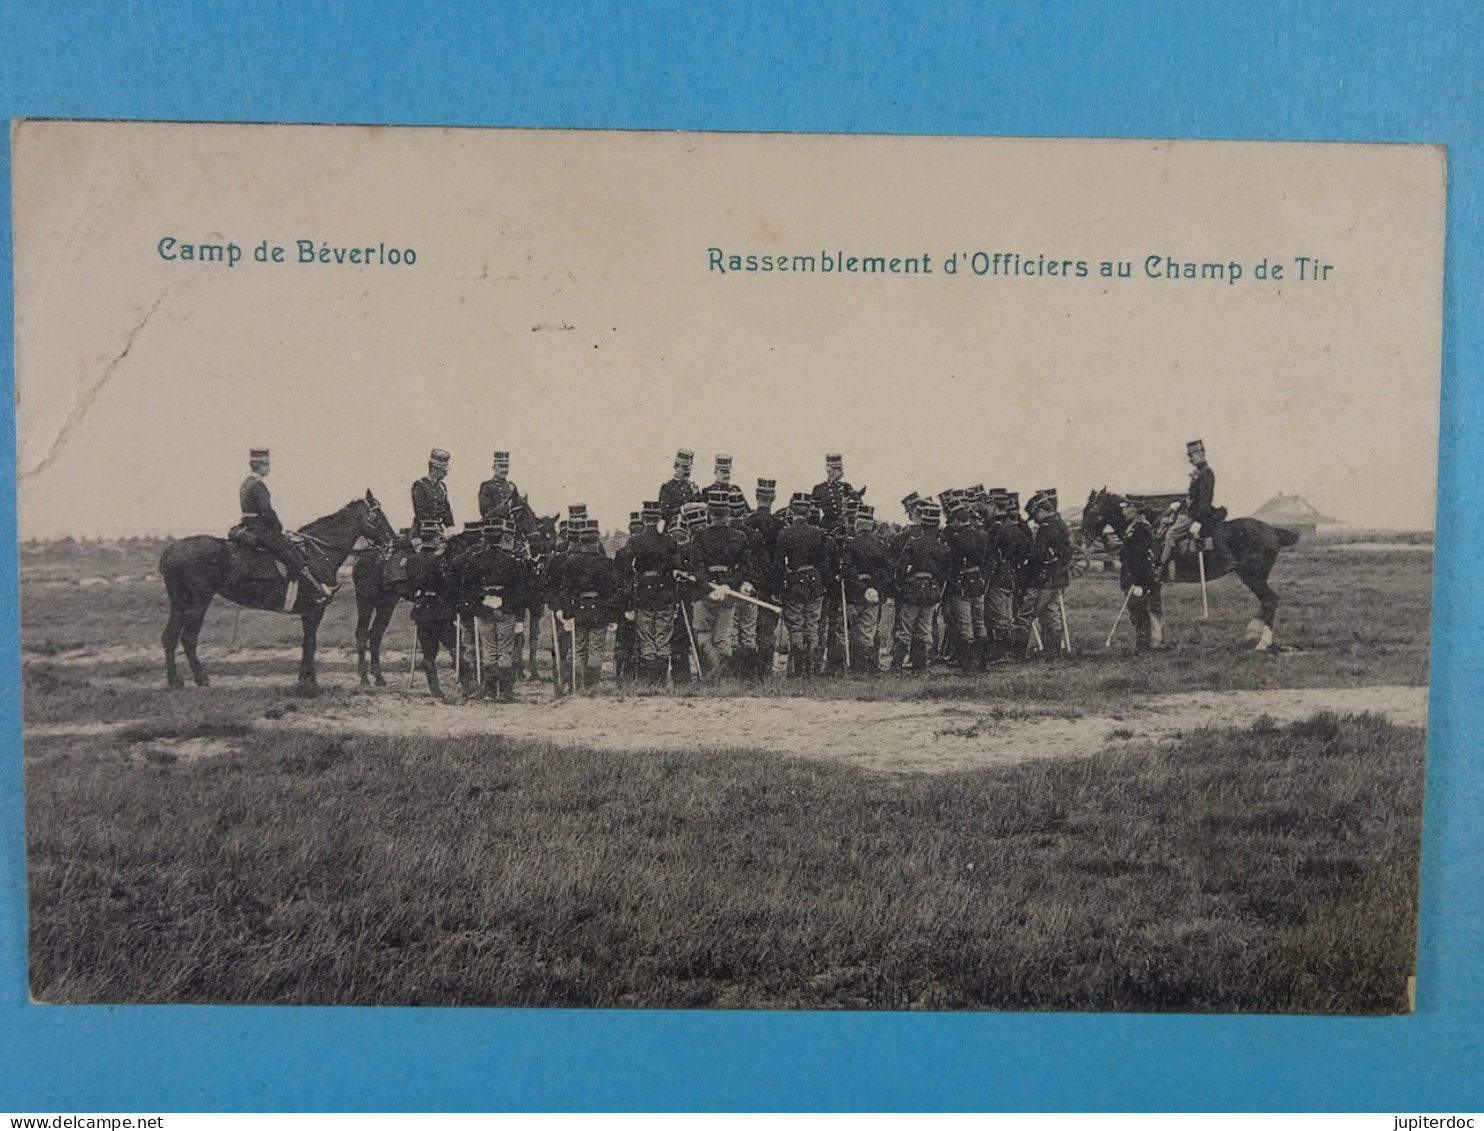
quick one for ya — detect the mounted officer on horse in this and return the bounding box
[160,448,391,688]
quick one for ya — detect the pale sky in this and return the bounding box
[12,123,1445,539]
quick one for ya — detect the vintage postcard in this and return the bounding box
[11,121,1443,1012]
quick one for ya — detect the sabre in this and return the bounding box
[675,571,783,615]
[1058,591,1071,652]
[840,579,851,670]
[565,614,578,692]
[679,599,702,678]
[455,618,463,683]
[1105,586,1133,649]
[1030,622,1044,652]
[548,607,561,692]
[1198,549,1210,619]
[473,615,483,688]
[407,615,420,690]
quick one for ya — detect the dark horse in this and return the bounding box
[160,492,393,688]
[352,497,557,686]
[1081,488,1300,650]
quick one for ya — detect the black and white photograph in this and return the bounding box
[12,120,1443,1013]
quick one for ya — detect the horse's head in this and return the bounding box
[1081,487,1118,544]
[361,490,396,544]
[523,514,559,557]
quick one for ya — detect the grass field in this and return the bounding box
[18,535,1432,1011]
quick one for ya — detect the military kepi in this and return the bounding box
[250,447,270,461]
[492,450,511,468]
[1187,439,1206,460]
[429,448,451,470]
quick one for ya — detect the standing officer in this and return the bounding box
[983,489,1025,664]
[624,502,682,684]
[704,454,749,510]
[669,502,708,682]
[689,488,754,677]
[746,479,785,679]
[1119,498,1164,654]
[839,504,892,673]
[610,510,646,681]
[1020,489,1073,656]
[553,518,617,692]
[811,452,862,532]
[454,516,531,700]
[728,495,766,677]
[234,447,336,601]
[477,450,524,520]
[408,518,458,700]
[1162,439,1221,567]
[943,500,991,671]
[776,492,836,678]
[895,498,950,674]
[412,448,455,531]
[886,492,924,671]
[658,448,702,529]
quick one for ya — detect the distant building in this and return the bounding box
[1251,493,1344,539]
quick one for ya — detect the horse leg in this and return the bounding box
[368,599,396,687]
[162,601,187,688]
[418,623,447,700]
[299,606,325,688]
[355,599,374,686]
[1239,568,1279,651]
[180,597,213,686]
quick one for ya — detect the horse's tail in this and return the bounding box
[1274,526,1301,549]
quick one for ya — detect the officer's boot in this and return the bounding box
[889,640,909,672]
[423,656,446,701]
[302,566,337,602]
[753,645,771,680]
[1150,614,1166,651]
[960,639,975,672]
[584,665,603,693]
[909,639,930,674]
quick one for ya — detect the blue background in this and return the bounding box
[1,1,1479,1112]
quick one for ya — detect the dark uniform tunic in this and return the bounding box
[744,507,785,678]
[1020,512,1073,654]
[688,521,754,672]
[412,475,455,530]
[238,474,309,573]
[1119,514,1162,653]
[895,526,950,668]
[943,521,991,658]
[704,479,749,511]
[407,546,458,696]
[617,527,681,672]
[552,544,618,684]
[658,477,702,527]
[477,477,522,520]
[776,519,837,674]
[1188,464,1218,526]
[839,527,893,672]
[811,477,862,532]
[985,513,1029,655]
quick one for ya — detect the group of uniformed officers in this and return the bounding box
[236,431,1218,697]
[378,445,1096,700]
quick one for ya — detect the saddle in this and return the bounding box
[1164,522,1232,581]
[223,535,290,584]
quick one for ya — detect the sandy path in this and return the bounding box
[265,684,1426,774]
